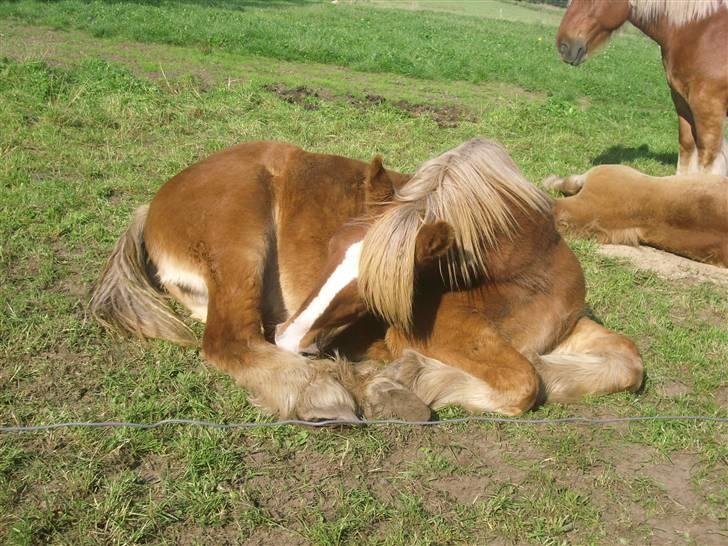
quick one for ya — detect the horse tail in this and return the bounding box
[89,205,196,345]
[359,202,420,331]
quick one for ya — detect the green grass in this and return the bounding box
[363,0,566,26]
[1,1,727,544]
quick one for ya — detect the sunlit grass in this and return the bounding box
[0,1,725,544]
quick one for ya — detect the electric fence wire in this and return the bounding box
[1,414,727,433]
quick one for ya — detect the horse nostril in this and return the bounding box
[559,41,569,54]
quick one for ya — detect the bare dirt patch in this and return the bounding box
[392,99,471,128]
[715,386,728,409]
[263,82,474,127]
[262,84,328,110]
[556,439,727,545]
[598,244,728,288]
[657,381,691,398]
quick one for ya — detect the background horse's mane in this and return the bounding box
[359,138,550,331]
[629,0,727,27]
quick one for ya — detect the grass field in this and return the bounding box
[1,1,726,544]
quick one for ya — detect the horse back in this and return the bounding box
[143,141,300,271]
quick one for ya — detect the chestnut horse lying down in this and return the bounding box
[91,139,643,421]
[545,166,728,268]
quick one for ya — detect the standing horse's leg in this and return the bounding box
[672,89,699,175]
[691,90,728,175]
[201,243,358,421]
[538,317,643,402]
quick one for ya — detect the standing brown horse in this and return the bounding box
[91,139,643,421]
[557,0,728,175]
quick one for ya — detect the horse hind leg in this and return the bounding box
[691,90,728,175]
[542,173,586,195]
[537,317,643,403]
[200,243,357,421]
[154,257,210,322]
[703,138,728,176]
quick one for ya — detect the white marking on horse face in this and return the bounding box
[275,241,363,354]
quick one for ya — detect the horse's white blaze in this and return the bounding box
[275,241,363,354]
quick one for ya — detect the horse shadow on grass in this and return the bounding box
[591,144,676,167]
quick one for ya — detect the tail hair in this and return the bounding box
[89,205,196,345]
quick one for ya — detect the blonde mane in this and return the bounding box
[358,139,550,331]
[629,0,727,27]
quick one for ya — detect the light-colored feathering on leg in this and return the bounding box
[378,350,530,416]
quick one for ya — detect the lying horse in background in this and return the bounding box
[91,139,643,421]
[557,0,728,175]
[544,166,728,267]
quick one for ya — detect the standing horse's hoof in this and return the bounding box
[361,376,432,422]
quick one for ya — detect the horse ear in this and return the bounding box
[415,221,455,266]
[364,155,394,204]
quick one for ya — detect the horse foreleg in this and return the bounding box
[691,92,728,175]
[201,247,357,421]
[672,89,699,175]
[380,316,541,416]
[538,317,643,402]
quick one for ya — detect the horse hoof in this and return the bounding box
[362,377,432,422]
[541,175,562,191]
[295,372,359,423]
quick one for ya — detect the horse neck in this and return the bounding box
[627,12,670,46]
[275,237,364,354]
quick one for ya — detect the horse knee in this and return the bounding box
[619,348,644,393]
[498,365,540,416]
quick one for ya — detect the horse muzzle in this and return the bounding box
[558,39,587,66]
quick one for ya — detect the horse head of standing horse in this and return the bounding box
[556,0,728,175]
[556,0,631,65]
